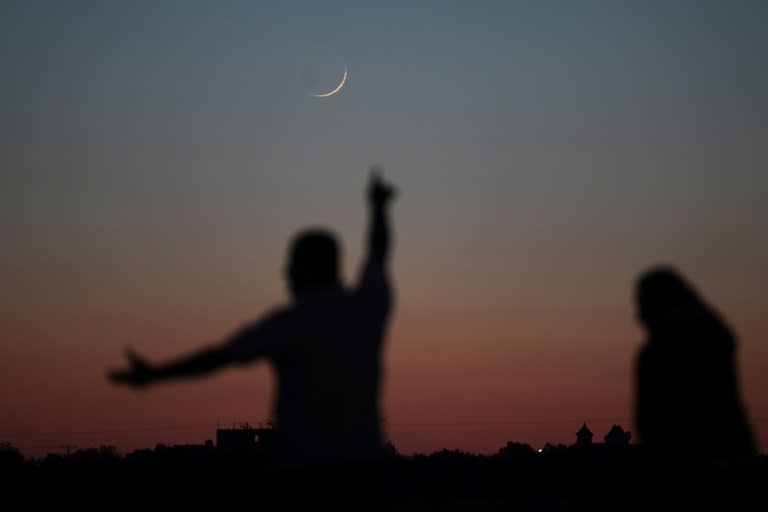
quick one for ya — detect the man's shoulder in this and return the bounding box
[232,304,294,337]
[259,303,297,327]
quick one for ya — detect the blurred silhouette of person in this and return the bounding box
[632,266,759,510]
[109,170,397,511]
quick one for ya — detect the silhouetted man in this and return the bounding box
[109,170,396,510]
[632,266,759,510]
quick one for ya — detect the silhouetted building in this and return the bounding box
[573,423,632,449]
[603,425,631,447]
[216,423,273,451]
[576,423,593,447]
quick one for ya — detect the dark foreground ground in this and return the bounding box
[2,444,767,511]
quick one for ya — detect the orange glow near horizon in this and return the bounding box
[2,274,767,457]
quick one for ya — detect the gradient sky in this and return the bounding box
[2,1,767,458]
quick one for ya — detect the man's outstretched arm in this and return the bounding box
[108,321,271,389]
[108,344,233,388]
[366,168,396,264]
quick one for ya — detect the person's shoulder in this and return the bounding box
[635,341,657,369]
[259,303,297,327]
[356,259,390,290]
[223,304,295,361]
[232,304,293,336]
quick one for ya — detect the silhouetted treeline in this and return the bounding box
[2,442,766,511]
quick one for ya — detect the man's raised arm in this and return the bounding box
[366,169,396,265]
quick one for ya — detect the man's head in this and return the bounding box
[635,265,700,334]
[286,229,341,297]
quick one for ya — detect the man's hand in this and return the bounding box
[108,349,155,389]
[368,167,396,208]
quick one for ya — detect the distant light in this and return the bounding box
[537,449,543,453]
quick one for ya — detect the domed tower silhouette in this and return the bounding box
[576,422,593,447]
[604,424,631,447]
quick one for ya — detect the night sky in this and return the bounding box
[2,1,767,457]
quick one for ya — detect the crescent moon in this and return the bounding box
[310,66,348,98]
